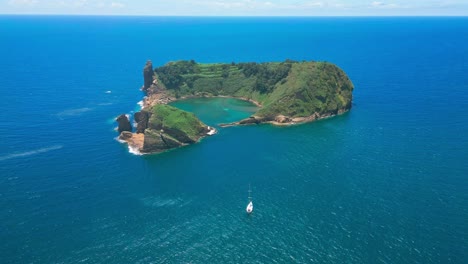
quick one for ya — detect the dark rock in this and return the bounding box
[142,129,182,153]
[160,133,183,148]
[238,117,258,125]
[116,114,132,133]
[162,127,196,144]
[143,60,153,91]
[119,131,133,140]
[142,129,167,153]
[238,116,268,125]
[134,110,152,133]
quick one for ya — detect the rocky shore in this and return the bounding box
[116,60,217,154]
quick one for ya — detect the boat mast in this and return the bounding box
[248,184,252,202]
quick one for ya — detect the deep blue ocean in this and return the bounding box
[0,16,467,263]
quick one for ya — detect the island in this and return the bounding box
[117,59,354,154]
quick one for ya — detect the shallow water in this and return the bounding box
[170,97,258,126]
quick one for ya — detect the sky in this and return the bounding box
[1,0,468,16]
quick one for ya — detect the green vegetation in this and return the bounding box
[147,104,208,143]
[154,60,353,119]
[139,104,209,153]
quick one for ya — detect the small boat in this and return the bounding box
[246,184,253,214]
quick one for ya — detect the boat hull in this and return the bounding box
[246,201,253,214]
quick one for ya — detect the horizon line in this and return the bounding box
[1,13,467,18]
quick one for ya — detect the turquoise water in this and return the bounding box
[0,16,467,263]
[170,97,258,126]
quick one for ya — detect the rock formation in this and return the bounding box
[116,114,132,133]
[134,110,151,133]
[143,60,153,91]
[119,131,133,140]
[238,116,268,125]
[275,115,291,123]
[141,129,183,153]
[139,104,209,152]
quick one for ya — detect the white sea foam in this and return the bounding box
[56,107,93,119]
[114,137,126,144]
[137,100,144,110]
[207,126,217,136]
[98,102,113,106]
[128,144,142,156]
[114,137,143,155]
[141,196,187,208]
[0,145,63,162]
[105,90,112,94]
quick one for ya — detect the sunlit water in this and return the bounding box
[0,16,467,263]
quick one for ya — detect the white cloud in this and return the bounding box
[370,1,400,9]
[8,0,39,6]
[111,2,125,8]
[302,1,325,8]
[197,0,331,11]
[73,0,88,7]
[3,0,467,16]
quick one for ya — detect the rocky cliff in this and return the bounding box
[116,114,132,133]
[120,104,212,154]
[142,60,153,91]
[140,104,209,152]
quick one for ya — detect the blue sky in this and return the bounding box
[1,0,468,16]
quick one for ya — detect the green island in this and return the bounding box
[116,59,354,154]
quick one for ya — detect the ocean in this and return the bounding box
[0,16,467,263]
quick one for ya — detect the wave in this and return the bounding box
[114,136,126,144]
[128,144,142,156]
[114,137,143,155]
[98,102,113,106]
[0,145,63,162]
[137,100,144,110]
[141,196,188,208]
[56,107,93,119]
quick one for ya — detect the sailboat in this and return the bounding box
[246,184,253,214]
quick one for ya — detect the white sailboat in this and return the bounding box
[246,184,253,214]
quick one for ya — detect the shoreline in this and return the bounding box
[179,94,263,108]
[219,108,350,127]
[142,85,349,128]
[118,84,349,155]
[141,85,263,110]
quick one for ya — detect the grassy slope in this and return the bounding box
[148,104,207,143]
[154,60,354,119]
[258,62,354,118]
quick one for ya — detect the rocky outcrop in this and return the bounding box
[115,104,211,154]
[141,129,183,153]
[143,60,153,91]
[275,115,291,123]
[116,114,132,133]
[134,110,152,133]
[119,131,133,140]
[238,116,269,125]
